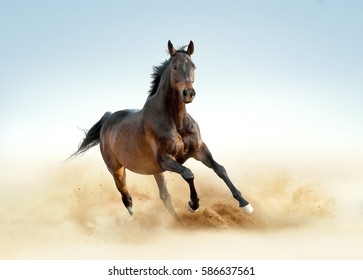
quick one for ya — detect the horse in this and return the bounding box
[71,40,254,220]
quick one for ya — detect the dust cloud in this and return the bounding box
[1,157,362,259]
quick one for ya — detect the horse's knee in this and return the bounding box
[214,164,227,179]
[181,168,194,181]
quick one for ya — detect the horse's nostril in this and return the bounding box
[183,90,187,97]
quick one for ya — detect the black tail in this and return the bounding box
[68,112,112,159]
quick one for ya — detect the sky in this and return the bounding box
[0,0,362,177]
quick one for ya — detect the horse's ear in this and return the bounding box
[187,40,194,56]
[168,40,176,56]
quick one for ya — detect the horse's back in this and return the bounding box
[101,109,139,129]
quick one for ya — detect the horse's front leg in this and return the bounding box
[194,143,254,214]
[159,154,200,212]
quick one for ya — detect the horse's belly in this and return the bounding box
[119,151,163,175]
[112,134,163,175]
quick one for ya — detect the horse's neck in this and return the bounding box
[148,74,187,130]
[166,92,186,130]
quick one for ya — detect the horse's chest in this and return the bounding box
[173,132,196,157]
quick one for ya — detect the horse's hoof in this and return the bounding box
[241,203,254,214]
[188,201,199,213]
[127,206,134,216]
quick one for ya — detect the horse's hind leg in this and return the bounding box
[112,166,133,215]
[154,173,180,221]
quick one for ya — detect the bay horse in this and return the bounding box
[71,40,254,220]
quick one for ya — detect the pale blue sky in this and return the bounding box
[0,0,362,165]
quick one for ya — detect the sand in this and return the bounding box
[1,154,362,260]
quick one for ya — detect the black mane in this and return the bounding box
[148,46,188,97]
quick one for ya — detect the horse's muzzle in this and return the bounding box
[182,88,196,103]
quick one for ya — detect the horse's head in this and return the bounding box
[168,40,196,104]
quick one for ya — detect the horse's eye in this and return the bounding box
[173,66,177,70]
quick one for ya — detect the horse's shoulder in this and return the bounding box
[184,113,200,132]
